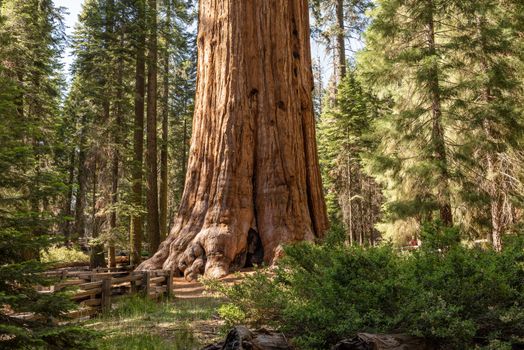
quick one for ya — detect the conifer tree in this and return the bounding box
[359,0,454,228]
[145,0,160,254]
[0,1,94,347]
[447,0,524,249]
[130,0,146,266]
[318,71,382,244]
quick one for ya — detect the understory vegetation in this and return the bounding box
[86,295,224,350]
[40,246,90,265]
[210,224,524,350]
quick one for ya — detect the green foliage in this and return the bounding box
[205,271,286,329]
[211,227,524,349]
[217,304,245,329]
[0,1,97,348]
[357,0,524,240]
[317,71,383,244]
[41,246,90,264]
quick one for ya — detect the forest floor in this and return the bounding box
[85,271,249,350]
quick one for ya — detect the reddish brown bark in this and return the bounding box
[138,0,328,280]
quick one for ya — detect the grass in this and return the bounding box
[86,295,226,350]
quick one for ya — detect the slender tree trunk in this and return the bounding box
[63,149,75,242]
[485,148,504,251]
[346,130,353,245]
[90,157,105,268]
[335,0,346,81]
[146,0,160,254]
[159,0,170,242]
[481,84,504,251]
[476,15,506,251]
[138,0,329,280]
[425,0,453,226]
[108,113,120,268]
[109,156,118,268]
[130,0,146,267]
[75,115,88,240]
[108,28,125,269]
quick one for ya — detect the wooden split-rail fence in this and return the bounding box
[38,269,175,320]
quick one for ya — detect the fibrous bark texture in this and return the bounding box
[138,0,328,279]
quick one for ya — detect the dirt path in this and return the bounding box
[86,269,254,349]
[172,271,251,299]
[169,270,254,345]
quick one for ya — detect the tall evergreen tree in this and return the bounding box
[318,71,382,245]
[0,1,94,347]
[145,0,160,254]
[130,0,146,266]
[447,0,524,249]
[359,0,454,231]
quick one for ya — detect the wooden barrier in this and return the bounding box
[37,269,175,321]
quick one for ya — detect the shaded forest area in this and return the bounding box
[1,0,524,349]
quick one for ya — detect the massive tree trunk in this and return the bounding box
[138,0,328,280]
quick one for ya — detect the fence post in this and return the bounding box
[166,270,174,299]
[101,277,112,312]
[130,272,138,294]
[143,271,151,298]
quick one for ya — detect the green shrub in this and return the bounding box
[209,224,524,349]
[218,304,245,328]
[41,246,90,264]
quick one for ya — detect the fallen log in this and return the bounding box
[332,333,431,350]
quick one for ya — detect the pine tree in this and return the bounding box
[130,0,146,266]
[145,0,160,254]
[359,0,454,231]
[447,0,524,249]
[0,1,94,347]
[318,71,382,245]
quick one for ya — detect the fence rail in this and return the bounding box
[35,269,175,321]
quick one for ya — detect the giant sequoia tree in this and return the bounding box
[138,0,328,279]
